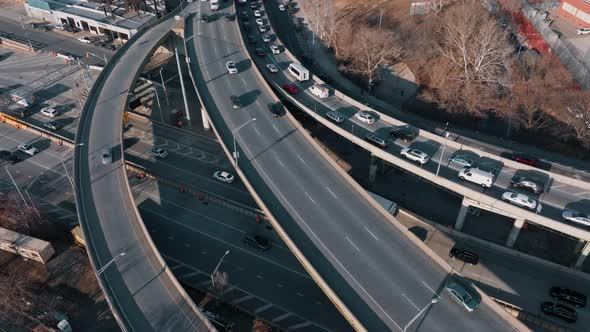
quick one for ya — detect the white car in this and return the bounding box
[502,191,538,210]
[278,4,285,11]
[254,10,262,17]
[258,25,267,33]
[577,27,590,35]
[270,45,280,54]
[562,210,590,227]
[266,64,278,73]
[226,61,238,74]
[77,36,92,44]
[40,107,58,118]
[101,148,112,164]
[256,18,264,26]
[18,143,38,156]
[400,148,429,165]
[354,111,375,125]
[151,147,168,158]
[214,171,235,183]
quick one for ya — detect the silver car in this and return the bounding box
[449,155,474,167]
[502,191,538,210]
[562,210,590,227]
[325,111,345,124]
[446,281,479,312]
[101,148,112,164]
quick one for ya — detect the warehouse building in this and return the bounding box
[558,0,590,27]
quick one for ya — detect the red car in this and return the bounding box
[282,82,299,94]
[512,153,539,167]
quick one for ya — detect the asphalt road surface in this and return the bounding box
[187,2,519,331]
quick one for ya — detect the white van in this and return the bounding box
[40,107,59,118]
[458,167,494,188]
[288,63,309,81]
[309,84,329,99]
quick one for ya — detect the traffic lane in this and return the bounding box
[446,238,590,330]
[262,0,304,58]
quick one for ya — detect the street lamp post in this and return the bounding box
[97,252,126,276]
[211,250,230,289]
[232,118,257,166]
[436,132,450,176]
[403,298,438,332]
[159,67,170,106]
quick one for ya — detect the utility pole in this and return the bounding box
[159,67,169,105]
[379,9,384,32]
[175,47,191,125]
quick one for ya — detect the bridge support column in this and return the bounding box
[454,198,470,231]
[505,218,525,247]
[574,241,590,269]
[369,154,378,184]
[201,107,210,130]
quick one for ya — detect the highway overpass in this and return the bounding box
[73,3,214,331]
[186,1,526,331]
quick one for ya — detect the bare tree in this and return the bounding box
[252,318,271,332]
[346,25,400,83]
[430,0,454,14]
[562,93,590,147]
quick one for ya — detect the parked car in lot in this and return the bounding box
[446,281,479,312]
[501,191,539,210]
[449,248,479,265]
[449,154,475,167]
[226,61,238,74]
[151,147,168,158]
[242,234,271,251]
[43,121,60,131]
[11,109,31,118]
[40,107,58,118]
[268,102,285,117]
[561,210,590,227]
[365,134,388,148]
[576,27,590,35]
[550,287,587,308]
[390,126,417,142]
[541,302,577,323]
[101,148,112,164]
[282,82,299,94]
[213,171,235,183]
[0,150,21,164]
[510,176,545,194]
[270,45,280,54]
[230,95,242,109]
[400,148,429,165]
[77,36,92,44]
[511,153,539,167]
[354,111,375,125]
[325,111,345,124]
[18,143,38,156]
[266,64,278,73]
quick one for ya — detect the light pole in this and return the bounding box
[211,250,230,289]
[97,252,126,276]
[86,52,108,65]
[436,132,450,176]
[378,9,384,32]
[233,118,257,166]
[403,298,438,332]
[159,67,169,106]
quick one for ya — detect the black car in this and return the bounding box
[247,34,257,44]
[224,13,234,21]
[11,109,31,118]
[551,287,587,308]
[390,126,417,142]
[200,14,209,23]
[43,121,61,131]
[0,150,21,165]
[541,302,577,323]
[365,134,388,148]
[240,11,249,21]
[250,2,258,9]
[268,102,285,117]
[449,248,479,265]
[255,48,266,57]
[242,234,271,251]
[242,22,251,31]
[510,176,544,194]
[230,95,241,109]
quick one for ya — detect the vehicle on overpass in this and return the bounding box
[288,63,309,81]
[458,167,494,188]
[211,0,219,10]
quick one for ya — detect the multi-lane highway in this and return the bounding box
[187,2,522,331]
[73,3,213,331]
[246,1,590,242]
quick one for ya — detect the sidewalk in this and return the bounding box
[288,0,590,178]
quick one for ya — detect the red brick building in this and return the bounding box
[558,0,590,27]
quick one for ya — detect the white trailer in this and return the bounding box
[309,84,329,98]
[288,63,309,81]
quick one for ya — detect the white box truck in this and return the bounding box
[288,63,309,81]
[309,84,329,98]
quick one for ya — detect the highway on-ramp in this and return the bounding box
[74,4,213,331]
[187,2,521,331]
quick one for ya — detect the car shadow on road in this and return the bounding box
[408,226,428,242]
[409,140,441,156]
[236,58,252,72]
[35,83,71,105]
[239,89,261,107]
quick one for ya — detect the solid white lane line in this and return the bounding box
[364,227,379,241]
[288,321,313,330]
[272,312,293,323]
[254,303,273,314]
[422,281,438,297]
[305,191,316,205]
[277,158,285,167]
[401,293,419,311]
[296,153,307,166]
[254,127,262,136]
[231,294,255,304]
[345,236,360,252]
[326,187,337,198]
[272,124,280,134]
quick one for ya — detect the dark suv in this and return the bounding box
[11,109,31,118]
[541,302,577,323]
[230,95,241,109]
[449,247,479,265]
[550,287,587,308]
[242,234,271,251]
[390,126,417,142]
[510,176,545,194]
[268,102,284,117]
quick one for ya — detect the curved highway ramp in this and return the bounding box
[74,4,214,331]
